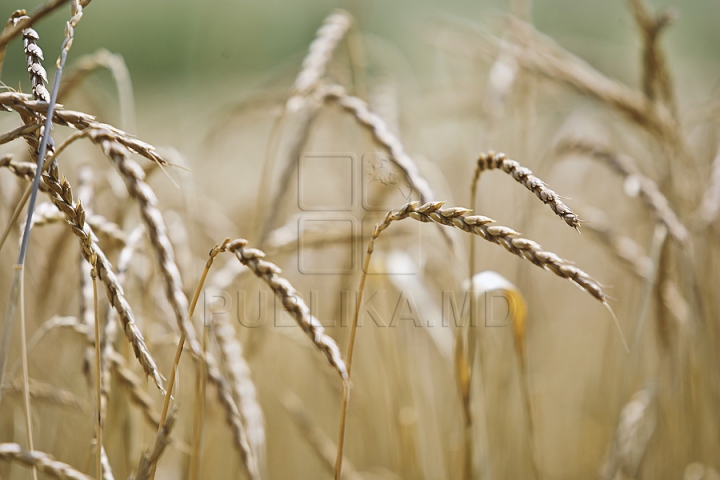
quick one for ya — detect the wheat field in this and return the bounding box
[0,0,719,479]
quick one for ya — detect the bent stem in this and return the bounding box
[464,164,481,480]
[334,224,374,480]
[149,242,226,480]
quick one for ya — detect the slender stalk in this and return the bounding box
[91,255,102,480]
[189,329,207,480]
[463,163,481,480]
[334,231,372,480]
[149,244,223,480]
[19,266,38,480]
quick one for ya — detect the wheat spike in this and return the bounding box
[472,151,581,230]
[133,407,178,480]
[220,238,348,379]
[0,443,92,480]
[41,161,164,392]
[212,319,266,464]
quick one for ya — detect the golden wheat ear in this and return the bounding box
[471,151,581,230]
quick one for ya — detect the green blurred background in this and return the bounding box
[2,0,719,104]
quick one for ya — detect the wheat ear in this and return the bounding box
[292,10,353,97]
[133,407,178,480]
[13,12,50,103]
[0,0,76,53]
[557,139,688,243]
[601,388,656,480]
[0,157,128,246]
[100,446,114,480]
[6,16,50,476]
[321,83,435,205]
[393,202,609,301]
[41,161,164,392]
[472,151,581,230]
[212,319,266,464]
[0,123,41,145]
[205,351,261,479]
[88,131,202,357]
[0,443,92,480]
[626,0,677,116]
[4,378,87,411]
[220,238,348,379]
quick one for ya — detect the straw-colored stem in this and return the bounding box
[333,244,372,480]
[149,243,223,480]
[91,256,102,480]
[189,329,207,480]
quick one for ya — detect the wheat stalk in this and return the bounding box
[150,242,260,480]
[0,443,92,480]
[1,16,55,479]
